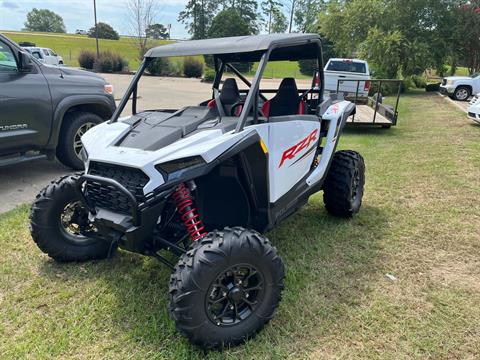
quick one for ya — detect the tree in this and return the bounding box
[220,0,260,33]
[178,0,218,39]
[294,0,323,33]
[127,0,159,59]
[207,9,252,71]
[146,23,169,39]
[24,8,66,33]
[271,8,288,33]
[284,0,297,33]
[88,22,119,40]
[261,0,283,33]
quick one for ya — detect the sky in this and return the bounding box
[0,0,190,39]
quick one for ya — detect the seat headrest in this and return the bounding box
[220,78,241,105]
[277,78,298,97]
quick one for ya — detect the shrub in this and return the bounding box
[93,51,127,72]
[146,57,174,76]
[411,75,427,88]
[298,59,317,76]
[88,22,119,40]
[78,50,96,69]
[183,57,203,78]
[203,68,215,83]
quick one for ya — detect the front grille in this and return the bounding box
[86,161,149,214]
[468,112,478,119]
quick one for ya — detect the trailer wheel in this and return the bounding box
[30,175,117,262]
[169,227,285,349]
[323,150,365,217]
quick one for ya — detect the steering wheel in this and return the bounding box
[230,101,264,117]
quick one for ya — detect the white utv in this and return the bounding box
[30,34,365,349]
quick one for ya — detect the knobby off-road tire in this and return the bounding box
[169,227,285,349]
[323,150,365,217]
[30,174,117,262]
[56,111,103,170]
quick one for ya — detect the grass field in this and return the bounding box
[0,91,479,359]
[1,30,304,77]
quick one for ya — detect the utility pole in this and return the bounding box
[93,0,100,57]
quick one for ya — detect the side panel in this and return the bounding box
[266,120,320,202]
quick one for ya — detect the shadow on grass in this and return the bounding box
[36,203,388,355]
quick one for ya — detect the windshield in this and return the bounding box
[326,60,366,74]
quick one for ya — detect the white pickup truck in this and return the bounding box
[440,73,480,101]
[323,58,371,98]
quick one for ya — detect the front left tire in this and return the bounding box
[453,86,471,101]
[169,227,285,349]
[30,175,117,262]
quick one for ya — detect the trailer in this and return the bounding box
[334,79,402,128]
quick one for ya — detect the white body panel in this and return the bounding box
[82,102,350,204]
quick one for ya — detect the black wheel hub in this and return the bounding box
[206,264,264,327]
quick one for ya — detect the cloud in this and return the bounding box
[1,1,19,9]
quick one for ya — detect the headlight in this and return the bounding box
[79,146,88,162]
[155,156,205,174]
[104,84,114,95]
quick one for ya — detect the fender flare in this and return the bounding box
[47,95,116,148]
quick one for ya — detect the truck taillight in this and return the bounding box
[364,80,371,92]
[314,72,320,88]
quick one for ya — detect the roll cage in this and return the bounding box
[110,34,325,130]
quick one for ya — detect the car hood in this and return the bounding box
[58,66,105,80]
[444,76,472,82]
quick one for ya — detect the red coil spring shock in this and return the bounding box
[172,182,206,241]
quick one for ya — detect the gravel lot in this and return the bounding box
[0,73,310,213]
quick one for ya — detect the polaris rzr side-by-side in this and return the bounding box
[30,34,365,349]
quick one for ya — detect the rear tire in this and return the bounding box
[323,150,365,217]
[30,175,117,262]
[56,111,103,170]
[169,227,285,349]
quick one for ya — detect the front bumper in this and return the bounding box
[467,110,480,123]
[76,174,172,254]
[440,85,455,95]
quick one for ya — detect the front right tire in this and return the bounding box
[323,150,365,217]
[169,227,285,349]
[453,86,471,101]
[56,111,103,170]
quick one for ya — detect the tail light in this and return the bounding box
[364,80,371,92]
[314,72,320,88]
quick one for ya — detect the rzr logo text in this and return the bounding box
[279,129,318,167]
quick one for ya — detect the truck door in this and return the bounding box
[0,40,52,152]
[266,120,320,203]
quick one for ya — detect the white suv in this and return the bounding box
[23,47,64,66]
[440,73,480,101]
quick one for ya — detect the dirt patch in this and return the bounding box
[430,260,480,293]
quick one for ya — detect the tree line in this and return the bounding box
[22,0,480,77]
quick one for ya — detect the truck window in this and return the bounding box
[31,51,43,60]
[0,41,18,72]
[327,60,366,74]
[43,49,49,56]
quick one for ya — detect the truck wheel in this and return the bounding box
[56,111,103,170]
[323,150,365,217]
[453,86,471,101]
[30,175,117,262]
[169,227,285,349]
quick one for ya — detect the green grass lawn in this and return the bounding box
[1,94,480,358]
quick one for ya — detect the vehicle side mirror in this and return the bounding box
[18,51,33,72]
